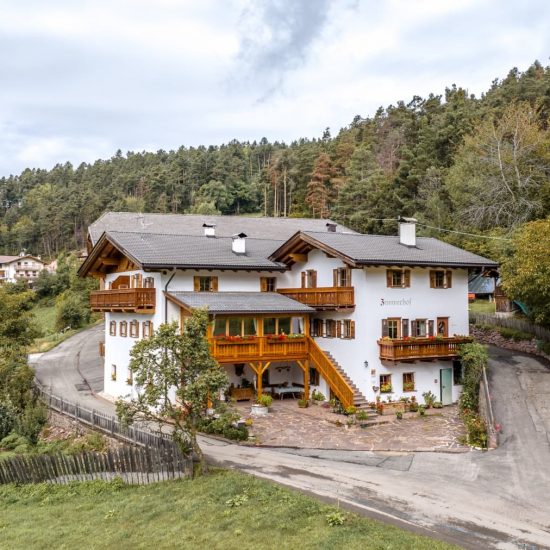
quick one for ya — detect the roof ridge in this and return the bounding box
[105,230,286,242]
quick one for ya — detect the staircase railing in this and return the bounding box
[306,336,355,409]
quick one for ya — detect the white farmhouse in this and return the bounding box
[79,212,497,409]
[0,252,47,285]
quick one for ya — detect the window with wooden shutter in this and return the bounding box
[120,321,128,337]
[386,270,393,287]
[445,270,452,288]
[403,372,415,392]
[260,277,268,292]
[144,276,155,288]
[430,271,437,288]
[130,320,139,338]
[334,267,351,287]
[142,321,153,338]
[326,319,336,338]
[109,321,116,336]
[381,318,389,338]
[411,320,417,338]
[350,320,355,339]
[336,320,342,338]
[193,276,200,291]
[211,277,218,292]
[342,319,355,339]
[387,318,400,338]
[403,269,411,288]
[260,277,276,292]
[301,271,306,288]
[402,319,409,338]
[333,269,338,287]
[428,320,434,337]
[430,270,451,289]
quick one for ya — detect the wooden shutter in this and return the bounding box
[193,276,200,291]
[211,277,218,292]
[386,270,392,287]
[260,277,267,292]
[411,320,417,337]
[445,270,452,288]
[321,320,326,337]
[345,268,352,286]
[381,319,389,338]
[402,319,409,338]
[301,271,306,288]
[350,320,355,339]
[428,320,434,337]
[333,269,338,287]
[336,320,342,338]
[404,270,411,288]
[311,270,317,288]
[430,271,436,288]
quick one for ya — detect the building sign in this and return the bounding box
[380,298,412,306]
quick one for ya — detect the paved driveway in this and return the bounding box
[31,328,550,549]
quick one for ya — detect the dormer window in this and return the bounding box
[386,269,410,288]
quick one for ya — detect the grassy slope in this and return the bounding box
[469,300,496,314]
[0,470,457,550]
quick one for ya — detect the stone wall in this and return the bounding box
[470,325,550,362]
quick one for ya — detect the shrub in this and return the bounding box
[256,394,272,408]
[433,402,443,409]
[536,340,550,355]
[0,401,16,440]
[197,405,249,442]
[0,432,30,450]
[409,402,419,412]
[418,406,426,416]
[396,411,403,420]
[356,410,368,421]
[297,399,309,408]
[464,413,488,448]
[15,404,47,445]
[326,511,346,526]
[344,405,357,416]
[55,290,91,331]
[311,390,325,401]
[497,327,533,341]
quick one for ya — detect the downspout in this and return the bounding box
[164,268,177,323]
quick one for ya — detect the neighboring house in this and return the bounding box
[0,252,47,285]
[468,273,495,301]
[79,212,498,409]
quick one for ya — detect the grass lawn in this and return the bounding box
[468,299,496,314]
[0,470,457,550]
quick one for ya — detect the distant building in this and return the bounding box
[0,252,47,285]
[468,273,495,301]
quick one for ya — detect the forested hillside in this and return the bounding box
[1,62,549,261]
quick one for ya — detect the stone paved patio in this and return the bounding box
[236,399,468,452]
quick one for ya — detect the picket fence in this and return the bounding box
[469,313,550,342]
[0,445,192,485]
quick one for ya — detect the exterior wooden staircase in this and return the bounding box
[306,337,369,409]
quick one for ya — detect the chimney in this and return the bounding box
[202,223,216,238]
[326,222,337,233]
[398,217,417,247]
[232,233,247,255]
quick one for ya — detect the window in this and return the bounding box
[341,319,355,339]
[436,317,448,337]
[333,267,352,287]
[142,321,153,338]
[213,318,259,337]
[386,269,411,288]
[278,317,291,334]
[301,269,317,288]
[309,367,320,386]
[382,318,401,339]
[109,321,117,336]
[213,318,227,336]
[411,319,433,337]
[403,372,415,392]
[311,318,324,337]
[144,277,155,288]
[325,319,337,338]
[228,318,241,336]
[260,277,277,292]
[194,276,218,292]
[264,317,276,335]
[132,273,142,288]
[130,320,139,338]
[430,270,452,289]
[380,374,392,393]
[453,360,463,385]
[120,321,128,337]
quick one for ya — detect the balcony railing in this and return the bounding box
[209,335,309,363]
[277,287,354,309]
[378,336,472,361]
[90,288,156,313]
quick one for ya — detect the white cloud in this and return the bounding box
[0,0,548,175]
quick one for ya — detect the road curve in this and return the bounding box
[32,327,550,549]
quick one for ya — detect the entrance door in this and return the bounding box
[440,368,453,405]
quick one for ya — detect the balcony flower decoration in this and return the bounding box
[287,333,305,339]
[403,382,415,392]
[216,335,255,343]
[380,383,393,393]
[267,333,287,341]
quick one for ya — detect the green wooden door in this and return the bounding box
[440,368,453,405]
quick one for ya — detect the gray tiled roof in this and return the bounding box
[166,291,314,314]
[297,231,498,268]
[89,212,354,245]
[107,231,287,270]
[468,273,496,294]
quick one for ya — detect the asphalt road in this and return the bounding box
[31,327,550,549]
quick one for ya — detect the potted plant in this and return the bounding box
[311,390,325,404]
[297,398,309,408]
[403,382,415,392]
[422,391,437,409]
[251,394,272,416]
[380,383,392,394]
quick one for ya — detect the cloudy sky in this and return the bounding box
[0,0,549,176]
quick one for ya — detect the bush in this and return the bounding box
[344,405,357,416]
[0,401,16,440]
[311,390,325,401]
[356,410,368,421]
[55,290,91,331]
[396,411,403,420]
[0,432,30,450]
[418,406,426,416]
[256,394,272,408]
[497,327,533,341]
[464,413,488,448]
[197,406,249,441]
[15,404,47,445]
[409,402,419,412]
[537,340,550,355]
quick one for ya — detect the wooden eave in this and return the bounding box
[78,232,142,278]
[164,292,194,315]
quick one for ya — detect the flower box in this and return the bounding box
[379,401,405,416]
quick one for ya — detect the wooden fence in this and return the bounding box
[35,381,176,450]
[469,313,550,342]
[0,445,192,485]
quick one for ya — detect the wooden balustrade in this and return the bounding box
[378,337,472,361]
[90,288,156,313]
[277,287,354,309]
[209,336,309,363]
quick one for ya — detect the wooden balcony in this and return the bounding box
[90,288,156,313]
[277,287,354,309]
[378,337,473,361]
[209,336,309,364]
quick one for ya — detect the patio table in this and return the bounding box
[272,386,303,399]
